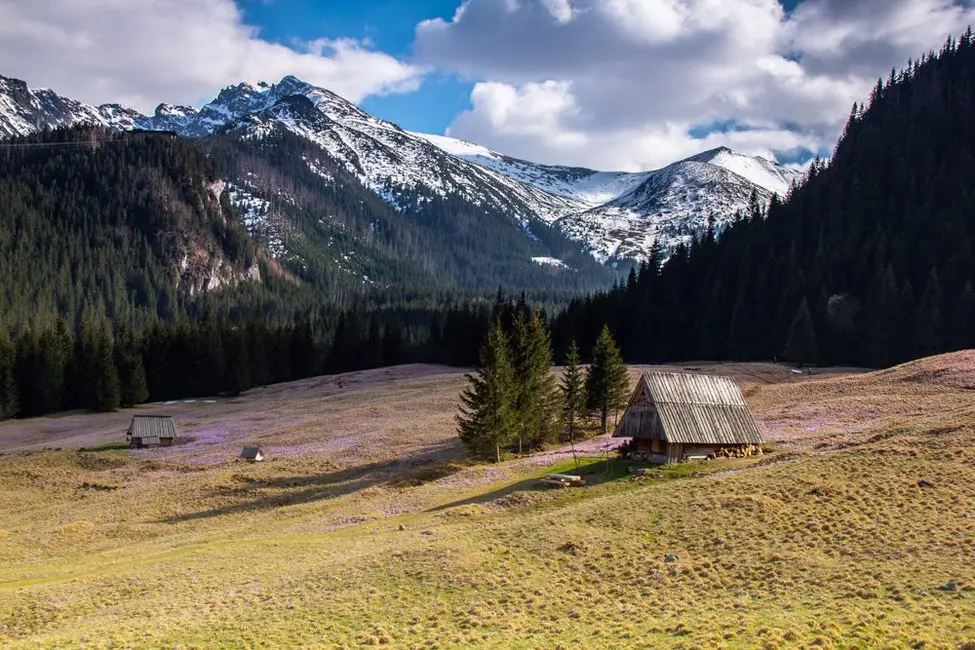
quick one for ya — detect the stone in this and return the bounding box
[937,581,957,592]
[917,479,935,488]
[398,524,406,531]
[664,554,678,563]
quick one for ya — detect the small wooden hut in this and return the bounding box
[127,415,177,448]
[240,447,264,462]
[613,372,764,464]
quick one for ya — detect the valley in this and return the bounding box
[0,356,971,648]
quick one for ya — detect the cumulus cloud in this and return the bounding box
[415,0,975,170]
[0,0,421,113]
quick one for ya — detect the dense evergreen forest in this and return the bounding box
[552,33,975,369]
[4,34,975,421]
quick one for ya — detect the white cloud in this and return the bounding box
[541,0,575,23]
[0,0,421,113]
[416,0,975,170]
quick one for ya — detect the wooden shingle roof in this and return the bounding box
[613,372,765,445]
[128,415,177,440]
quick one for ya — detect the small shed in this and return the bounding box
[240,447,264,462]
[128,415,177,448]
[613,372,765,464]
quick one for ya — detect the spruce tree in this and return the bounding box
[115,326,148,407]
[0,330,18,420]
[457,321,518,462]
[92,320,120,412]
[950,281,975,350]
[586,325,630,435]
[781,298,818,366]
[512,312,562,452]
[560,339,586,444]
[224,327,251,397]
[917,268,946,358]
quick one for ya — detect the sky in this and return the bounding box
[1,0,973,171]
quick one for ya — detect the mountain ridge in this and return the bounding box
[0,72,803,264]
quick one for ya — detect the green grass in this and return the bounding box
[0,360,973,648]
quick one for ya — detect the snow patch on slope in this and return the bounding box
[532,256,570,269]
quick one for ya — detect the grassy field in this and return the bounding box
[0,357,972,648]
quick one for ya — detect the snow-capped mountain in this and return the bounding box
[0,72,803,265]
[415,134,803,262]
[409,131,652,209]
[554,148,803,261]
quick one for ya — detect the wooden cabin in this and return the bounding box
[127,415,177,449]
[240,447,264,462]
[613,372,765,464]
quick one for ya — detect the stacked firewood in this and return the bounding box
[707,445,763,460]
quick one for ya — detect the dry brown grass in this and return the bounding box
[0,357,972,648]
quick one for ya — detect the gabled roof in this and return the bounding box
[613,372,765,445]
[240,447,263,459]
[128,415,177,439]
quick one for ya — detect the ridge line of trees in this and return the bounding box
[457,295,630,462]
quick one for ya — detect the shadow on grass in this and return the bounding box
[426,458,633,514]
[78,443,130,452]
[159,442,464,524]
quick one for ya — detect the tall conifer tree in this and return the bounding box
[586,325,630,435]
[781,298,818,366]
[92,320,121,412]
[0,331,18,420]
[115,326,148,407]
[560,339,586,445]
[512,312,562,452]
[457,321,518,462]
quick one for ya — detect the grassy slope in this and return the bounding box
[0,358,972,649]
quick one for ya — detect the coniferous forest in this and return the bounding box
[553,33,975,370]
[3,34,975,421]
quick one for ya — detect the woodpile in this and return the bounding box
[707,445,763,460]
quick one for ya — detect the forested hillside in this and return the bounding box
[0,127,261,330]
[553,32,975,369]
[203,120,614,294]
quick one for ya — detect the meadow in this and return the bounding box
[0,357,972,649]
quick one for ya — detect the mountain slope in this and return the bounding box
[0,126,263,328]
[0,75,615,291]
[553,34,975,369]
[415,134,803,262]
[556,149,802,262]
[0,71,801,267]
[409,131,651,208]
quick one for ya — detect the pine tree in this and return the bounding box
[586,325,630,435]
[868,265,902,368]
[290,316,317,379]
[115,326,148,407]
[950,281,975,350]
[781,297,818,366]
[560,339,586,444]
[457,321,518,462]
[512,312,562,452]
[0,330,18,420]
[92,320,120,412]
[917,268,946,358]
[224,327,251,397]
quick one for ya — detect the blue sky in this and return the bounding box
[239,0,810,136]
[240,0,470,134]
[3,0,972,170]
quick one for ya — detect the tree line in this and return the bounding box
[552,32,975,370]
[456,297,630,462]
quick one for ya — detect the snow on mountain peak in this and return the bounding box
[0,70,810,267]
[681,146,801,197]
[154,103,198,117]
